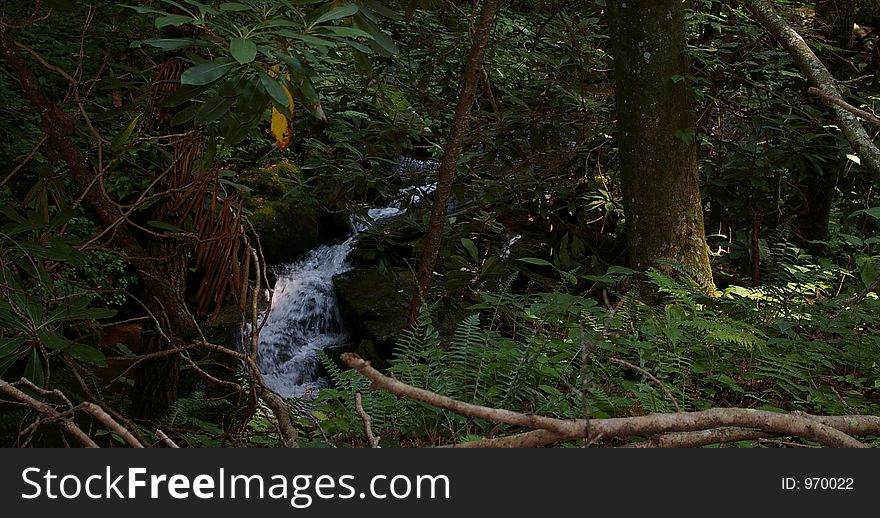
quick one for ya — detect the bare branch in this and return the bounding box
[355,392,381,448]
[79,402,143,448]
[341,353,868,448]
[807,87,880,129]
[741,0,880,178]
[0,379,98,448]
[155,429,180,448]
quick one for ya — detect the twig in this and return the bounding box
[0,379,98,448]
[829,386,857,415]
[79,402,143,448]
[807,87,880,129]
[15,41,77,84]
[833,277,880,318]
[354,392,379,448]
[609,357,681,412]
[757,437,820,448]
[155,428,180,448]
[63,357,150,447]
[0,135,47,189]
[355,392,381,448]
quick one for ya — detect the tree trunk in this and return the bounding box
[406,0,498,327]
[608,1,714,288]
[131,214,187,419]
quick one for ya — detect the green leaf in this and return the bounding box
[137,38,203,51]
[111,114,141,152]
[353,13,398,57]
[67,343,107,367]
[147,220,186,233]
[0,337,27,359]
[37,329,72,351]
[322,26,372,39]
[312,4,359,25]
[194,95,236,125]
[0,351,23,379]
[460,238,478,262]
[518,257,553,266]
[159,84,208,108]
[170,105,199,126]
[181,62,234,86]
[860,261,878,289]
[851,207,880,220]
[230,37,258,64]
[24,349,44,387]
[219,2,251,10]
[155,14,193,29]
[260,73,292,118]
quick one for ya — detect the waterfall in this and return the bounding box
[256,235,355,399]
[255,158,438,399]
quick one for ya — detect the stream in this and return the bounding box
[255,158,437,399]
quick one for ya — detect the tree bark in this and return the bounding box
[608,0,714,287]
[406,0,499,327]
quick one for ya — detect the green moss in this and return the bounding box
[238,161,301,198]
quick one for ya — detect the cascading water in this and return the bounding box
[256,236,355,399]
[255,158,438,399]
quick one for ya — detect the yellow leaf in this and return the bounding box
[268,64,295,151]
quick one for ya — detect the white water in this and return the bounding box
[256,159,438,399]
[256,236,356,398]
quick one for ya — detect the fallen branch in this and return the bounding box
[619,427,769,448]
[341,353,868,448]
[155,428,180,448]
[79,402,143,448]
[0,379,98,448]
[741,0,880,178]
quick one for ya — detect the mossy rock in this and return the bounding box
[249,198,352,266]
[333,267,414,355]
[238,161,301,198]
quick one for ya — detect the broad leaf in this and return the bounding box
[67,343,107,367]
[181,62,234,86]
[312,4,359,26]
[230,37,257,64]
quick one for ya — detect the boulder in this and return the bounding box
[333,267,414,357]
[249,199,352,266]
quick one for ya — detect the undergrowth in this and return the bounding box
[309,262,880,447]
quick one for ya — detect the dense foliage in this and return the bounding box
[0,0,878,447]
